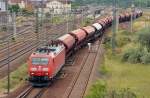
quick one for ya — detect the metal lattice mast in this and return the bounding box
[66,0,69,33]
[130,1,135,33]
[13,12,16,39]
[35,6,39,41]
[112,0,117,54]
[41,0,45,42]
[5,0,10,94]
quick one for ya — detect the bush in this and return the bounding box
[137,28,150,51]
[141,53,150,64]
[85,80,107,98]
[122,48,135,62]
[122,48,144,64]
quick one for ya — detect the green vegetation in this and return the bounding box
[73,0,150,7]
[121,27,150,64]
[99,64,108,75]
[85,80,107,98]
[51,16,66,24]
[0,63,27,93]
[8,4,20,13]
[85,80,138,98]
[86,13,150,97]
[138,28,150,51]
[50,15,74,24]
[105,55,150,97]
[82,17,93,27]
[1,26,7,32]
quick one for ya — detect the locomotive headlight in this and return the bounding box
[45,73,49,75]
[42,68,49,71]
[31,68,37,71]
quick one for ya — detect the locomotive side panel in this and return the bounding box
[52,48,66,77]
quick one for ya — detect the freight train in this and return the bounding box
[28,10,143,86]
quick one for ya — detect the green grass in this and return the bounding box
[51,15,75,24]
[0,63,27,93]
[105,55,150,97]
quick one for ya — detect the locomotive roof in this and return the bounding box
[32,44,64,56]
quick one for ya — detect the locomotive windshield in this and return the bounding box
[32,58,49,65]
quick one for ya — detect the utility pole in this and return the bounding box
[93,10,96,21]
[7,39,10,95]
[112,0,117,54]
[12,12,16,39]
[116,10,119,32]
[40,0,45,42]
[5,0,10,94]
[148,16,150,32]
[130,2,135,33]
[81,8,84,27]
[66,0,69,33]
[35,7,39,41]
[72,8,75,30]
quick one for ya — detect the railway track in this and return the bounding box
[0,21,67,67]
[0,32,65,69]
[16,86,49,98]
[0,26,33,41]
[63,40,101,98]
[0,41,39,68]
[0,27,35,51]
[16,86,33,98]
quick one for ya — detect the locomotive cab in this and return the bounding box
[28,44,65,86]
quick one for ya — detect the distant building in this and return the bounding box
[0,0,6,12]
[45,0,72,14]
[7,0,72,14]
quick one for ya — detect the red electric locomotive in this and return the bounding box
[28,44,66,86]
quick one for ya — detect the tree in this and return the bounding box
[73,0,149,7]
[8,4,20,13]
